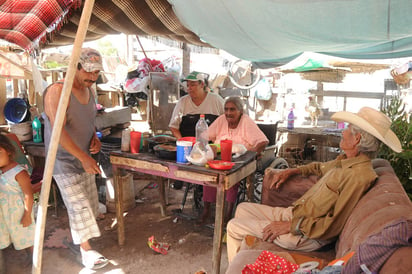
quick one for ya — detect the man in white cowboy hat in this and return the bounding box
[226,107,402,263]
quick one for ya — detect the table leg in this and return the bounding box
[158,178,167,216]
[212,182,225,274]
[246,173,255,202]
[114,168,125,246]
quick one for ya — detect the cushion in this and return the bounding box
[344,219,412,273]
[261,168,318,207]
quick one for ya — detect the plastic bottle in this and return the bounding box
[121,128,131,152]
[32,116,43,143]
[287,109,294,130]
[195,114,209,149]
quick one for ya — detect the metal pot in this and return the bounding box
[153,143,177,160]
[147,135,176,153]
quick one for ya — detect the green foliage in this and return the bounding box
[43,60,63,69]
[97,40,119,56]
[379,94,412,199]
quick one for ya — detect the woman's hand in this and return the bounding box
[262,221,291,242]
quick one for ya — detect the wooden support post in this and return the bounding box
[246,173,254,202]
[182,43,190,76]
[212,181,225,274]
[13,79,18,97]
[158,178,167,216]
[0,78,6,124]
[52,71,59,83]
[28,80,35,106]
[114,169,125,246]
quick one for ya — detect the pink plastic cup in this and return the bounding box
[130,131,142,153]
[220,139,233,162]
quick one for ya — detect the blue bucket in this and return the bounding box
[4,98,29,124]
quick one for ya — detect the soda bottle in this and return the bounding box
[195,114,209,150]
[32,116,43,143]
[287,109,294,130]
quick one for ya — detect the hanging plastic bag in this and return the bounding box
[125,76,149,94]
[252,78,272,101]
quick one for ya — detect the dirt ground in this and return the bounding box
[2,180,229,274]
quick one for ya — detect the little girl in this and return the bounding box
[0,134,35,256]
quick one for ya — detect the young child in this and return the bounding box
[0,135,35,259]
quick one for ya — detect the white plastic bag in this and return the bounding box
[186,142,214,166]
[232,143,247,158]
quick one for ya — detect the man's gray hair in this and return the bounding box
[225,96,244,113]
[350,125,381,158]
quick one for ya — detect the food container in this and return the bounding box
[153,143,177,160]
[147,135,177,153]
[207,160,235,170]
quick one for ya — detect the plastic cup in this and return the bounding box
[176,140,193,163]
[130,131,142,153]
[220,139,233,162]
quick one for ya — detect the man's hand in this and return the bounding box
[262,221,291,242]
[270,168,300,189]
[81,156,101,174]
[89,134,101,154]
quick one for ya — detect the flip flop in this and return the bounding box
[81,250,109,270]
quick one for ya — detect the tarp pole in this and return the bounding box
[32,0,95,273]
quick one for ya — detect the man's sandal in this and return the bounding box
[81,250,109,270]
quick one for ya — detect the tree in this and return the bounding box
[379,94,412,199]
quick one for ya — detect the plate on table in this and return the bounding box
[207,160,235,170]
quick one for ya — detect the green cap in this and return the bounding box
[183,71,205,82]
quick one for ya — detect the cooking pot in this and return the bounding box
[153,143,177,160]
[147,135,176,153]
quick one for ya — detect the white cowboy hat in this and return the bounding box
[331,107,402,153]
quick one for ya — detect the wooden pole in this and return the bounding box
[135,35,153,71]
[32,0,96,273]
[0,78,6,124]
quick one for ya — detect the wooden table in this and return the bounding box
[110,151,257,274]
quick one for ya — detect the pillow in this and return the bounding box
[344,218,412,273]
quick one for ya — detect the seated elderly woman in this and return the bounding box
[199,96,269,225]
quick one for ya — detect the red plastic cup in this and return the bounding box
[130,131,142,153]
[220,139,233,162]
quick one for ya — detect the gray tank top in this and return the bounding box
[43,84,96,174]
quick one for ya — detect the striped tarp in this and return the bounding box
[0,0,81,50]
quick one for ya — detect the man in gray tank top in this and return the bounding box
[43,48,109,270]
